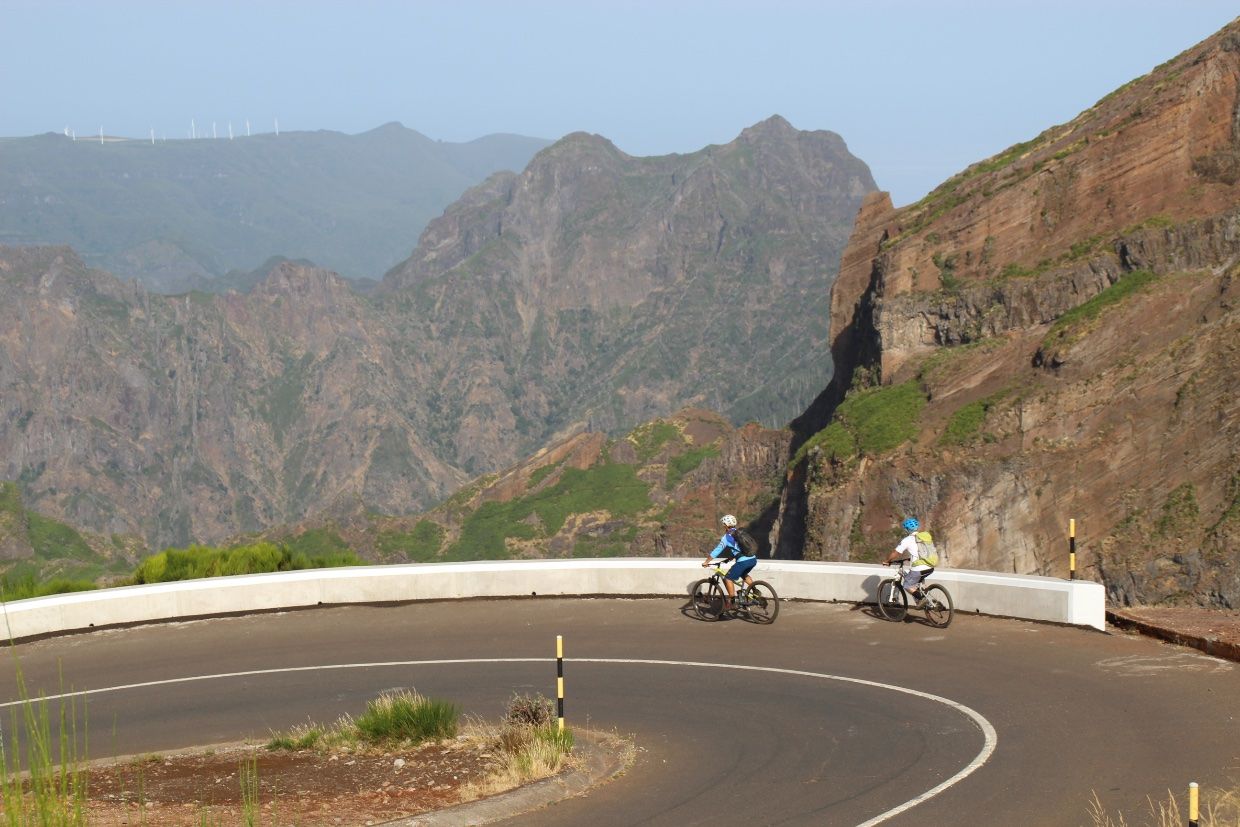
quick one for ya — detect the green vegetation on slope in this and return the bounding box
[795,380,928,466]
[666,444,721,487]
[376,520,445,562]
[939,390,1008,447]
[133,541,361,583]
[1043,269,1159,349]
[444,462,652,560]
[0,482,125,598]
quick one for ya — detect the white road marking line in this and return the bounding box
[0,657,997,826]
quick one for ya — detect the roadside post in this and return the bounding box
[1189,781,1199,827]
[1069,519,1077,580]
[556,635,565,732]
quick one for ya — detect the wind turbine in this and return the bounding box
[213,121,217,139]
[228,121,233,140]
[274,117,279,136]
[191,119,197,139]
[99,126,104,145]
[150,128,155,145]
[245,119,251,137]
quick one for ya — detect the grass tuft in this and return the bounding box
[1087,785,1240,826]
[354,690,460,746]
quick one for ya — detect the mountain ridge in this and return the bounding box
[0,117,874,552]
[0,124,551,290]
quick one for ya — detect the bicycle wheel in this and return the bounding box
[922,584,954,628]
[692,579,725,621]
[744,581,779,625]
[876,578,908,621]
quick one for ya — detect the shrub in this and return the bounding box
[0,575,97,601]
[354,690,459,745]
[443,462,652,560]
[666,444,720,487]
[133,541,361,584]
[940,393,1007,447]
[266,726,322,751]
[376,520,444,562]
[504,693,557,728]
[793,381,926,467]
[843,381,928,456]
[629,420,681,461]
[1046,269,1158,342]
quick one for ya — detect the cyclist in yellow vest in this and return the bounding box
[883,517,936,606]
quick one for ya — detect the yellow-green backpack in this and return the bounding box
[915,531,940,566]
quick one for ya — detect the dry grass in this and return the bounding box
[1089,787,1240,826]
[458,719,576,802]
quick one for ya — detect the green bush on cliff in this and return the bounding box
[377,520,445,562]
[794,422,856,466]
[133,541,361,584]
[666,444,720,487]
[284,528,351,559]
[940,391,1007,447]
[794,380,927,466]
[628,420,681,462]
[1044,269,1159,348]
[0,574,97,601]
[844,381,927,454]
[443,462,652,560]
[941,401,989,446]
[27,513,97,562]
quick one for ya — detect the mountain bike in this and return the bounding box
[875,563,953,627]
[691,563,779,624]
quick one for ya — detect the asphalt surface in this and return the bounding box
[1,597,1236,826]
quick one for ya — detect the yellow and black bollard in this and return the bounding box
[556,635,565,732]
[1189,781,1199,827]
[1069,519,1077,580]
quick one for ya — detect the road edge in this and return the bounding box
[384,729,634,826]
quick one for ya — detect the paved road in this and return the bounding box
[1,598,1236,826]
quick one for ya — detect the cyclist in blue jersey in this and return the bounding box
[701,514,757,611]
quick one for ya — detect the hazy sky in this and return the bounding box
[5,0,1237,205]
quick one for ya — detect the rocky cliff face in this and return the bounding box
[0,247,465,548]
[0,117,873,553]
[382,116,875,472]
[776,18,1240,607]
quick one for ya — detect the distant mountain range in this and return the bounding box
[0,116,874,552]
[0,123,550,290]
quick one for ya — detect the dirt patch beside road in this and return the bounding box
[83,737,493,826]
[74,727,631,827]
[1108,606,1240,661]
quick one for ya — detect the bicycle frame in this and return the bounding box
[691,563,779,624]
[876,562,953,627]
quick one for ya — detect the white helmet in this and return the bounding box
[720,514,738,528]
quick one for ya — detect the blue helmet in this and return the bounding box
[902,518,920,532]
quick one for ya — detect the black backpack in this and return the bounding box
[734,528,760,557]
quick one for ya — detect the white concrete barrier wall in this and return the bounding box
[0,559,1106,641]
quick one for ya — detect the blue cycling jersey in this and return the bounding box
[710,530,755,562]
